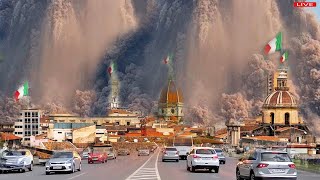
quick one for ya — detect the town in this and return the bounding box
[1,0,320,180]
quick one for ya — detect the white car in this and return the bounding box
[0,149,34,172]
[186,147,219,173]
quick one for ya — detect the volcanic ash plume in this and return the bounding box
[183,0,281,121]
[32,0,137,107]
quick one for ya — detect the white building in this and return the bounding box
[14,109,42,145]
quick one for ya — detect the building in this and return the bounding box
[0,132,22,148]
[48,109,140,126]
[14,109,42,145]
[0,121,14,134]
[158,79,184,122]
[260,68,309,139]
[47,123,95,143]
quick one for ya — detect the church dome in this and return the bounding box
[263,91,297,108]
[159,80,183,104]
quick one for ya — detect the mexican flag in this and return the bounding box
[107,62,115,75]
[14,81,29,101]
[280,51,288,63]
[163,54,173,64]
[264,32,282,55]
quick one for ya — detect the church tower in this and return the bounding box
[262,67,303,129]
[108,61,120,109]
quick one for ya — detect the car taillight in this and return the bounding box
[176,151,179,155]
[164,151,167,155]
[288,164,296,169]
[212,155,218,159]
[193,155,200,158]
[257,163,269,168]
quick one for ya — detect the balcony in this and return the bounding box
[0,128,15,132]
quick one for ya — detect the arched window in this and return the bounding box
[270,113,275,124]
[285,113,290,125]
[162,109,164,114]
[171,109,175,114]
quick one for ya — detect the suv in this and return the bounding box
[186,147,219,173]
[236,150,297,180]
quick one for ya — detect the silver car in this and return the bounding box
[138,149,150,156]
[45,151,81,175]
[214,148,226,164]
[162,147,179,162]
[236,150,297,180]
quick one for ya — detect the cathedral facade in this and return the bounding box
[158,79,184,122]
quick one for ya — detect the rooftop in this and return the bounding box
[0,132,22,141]
[53,123,94,129]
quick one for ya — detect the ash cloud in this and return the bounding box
[1,0,320,133]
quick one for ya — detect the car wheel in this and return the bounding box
[250,172,255,180]
[190,166,195,172]
[46,172,50,175]
[77,163,81,171]
[176,159,179,162]
[236,169,243,180]
[19,168,25,173]
[162,159,165,162]
[28,163,33,171]
[71,164,75,173]
[214,167,219,173]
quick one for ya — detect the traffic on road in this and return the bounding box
[1,146,320,180]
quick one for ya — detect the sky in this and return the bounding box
[310,0,320,20]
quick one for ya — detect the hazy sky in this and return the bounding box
[310,0,320,20]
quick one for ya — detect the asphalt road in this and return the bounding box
[0,150,319,180]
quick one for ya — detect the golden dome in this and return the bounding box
[159,80,183,104]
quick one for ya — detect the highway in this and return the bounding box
[0,150,319,180]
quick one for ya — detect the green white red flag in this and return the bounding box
[107,62,115,75]
[163,54,173,64]
[280,51,288,63]
[265,32,282,55]
[14,81,29,101]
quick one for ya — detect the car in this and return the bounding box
[236,150,297,180]
[0,149,34,173]
[186,147,219,173]
[118,149,130,156]
[88,146,108,163]
[45,151,81,175]
[162,147,179,162]
[138,148,150,156]
[82,151,89,159]
[214,148,226,164]
[107,147,117,160]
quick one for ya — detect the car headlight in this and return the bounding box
[66,159,73,164]
[46,162,51,166]
[19,160,25,165]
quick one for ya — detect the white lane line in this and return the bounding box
[125,150,161,180]
[68,172,86,180]
[154,151,161,180]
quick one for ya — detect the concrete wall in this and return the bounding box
[72,125,96,144]
[52,129,72,142]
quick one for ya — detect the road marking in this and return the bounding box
[68,172,86,180]
[125,150,161,180]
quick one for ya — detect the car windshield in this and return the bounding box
[215,149,222,153]
[196,149,215,154]
[261,152,291,162]
[165,148,177,151]
[52,152,73,158]
[5,151,23,156]
[93,147,107,153]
